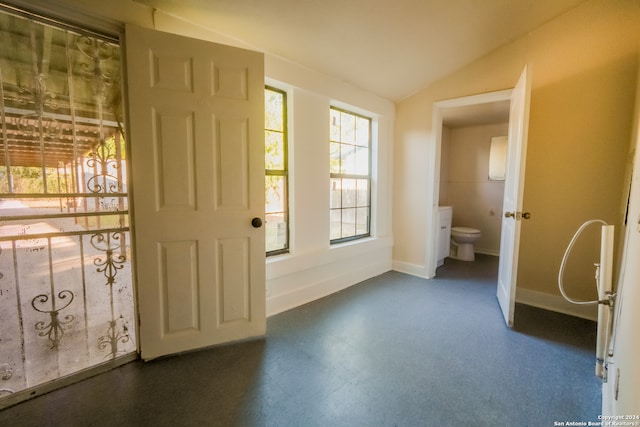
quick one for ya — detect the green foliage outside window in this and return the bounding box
[265,87,289,255]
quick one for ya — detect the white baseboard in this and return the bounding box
[267,244,392,316]
[516,288,598,321]
[475,247,500,257]
[391,260,432,279]
[267,261,390,316]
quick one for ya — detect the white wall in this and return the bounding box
[264,80,395,316]
[442,123,507,256]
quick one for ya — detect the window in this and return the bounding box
[330,107,371,243]
[264,87,289,255]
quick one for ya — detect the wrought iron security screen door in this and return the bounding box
[0,9,136,402]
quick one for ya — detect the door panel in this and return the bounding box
[125,24,265,360]
[497,66,531,327]
[154,111,197,210]
[217,118,250,208]
[160,240,199,333]
[218,238,250,323]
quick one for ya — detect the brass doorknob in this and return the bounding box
[504,211,531,220]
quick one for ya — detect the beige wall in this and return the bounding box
[441,122,508,256]
[394,0,639,301]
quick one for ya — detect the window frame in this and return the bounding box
[264,85,290,256]
[329,106,372,244]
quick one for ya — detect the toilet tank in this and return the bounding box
[437,206,452,266]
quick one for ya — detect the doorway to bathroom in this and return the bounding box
[428,90,511,279]
[439,102,510,259]
[426,67,532,326]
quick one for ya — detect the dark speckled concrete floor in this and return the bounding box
[0,254,601,426]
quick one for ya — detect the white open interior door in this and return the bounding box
[496,65,531,327]
[125,25,266,360]
[602,56,640,415]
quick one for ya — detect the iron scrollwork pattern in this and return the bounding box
[91,232,125,285]
[77,32,131,359]
[75,36,120,101]
[92,232,130,358]
[98,315,130,359]
[76,32,124,198]
[31,290,75,350]
[86,140,122,195]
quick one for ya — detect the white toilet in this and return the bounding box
[451,227,481,261]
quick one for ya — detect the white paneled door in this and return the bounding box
[125,25,265,360]
[496,66,531,327]
[602,59,640,415]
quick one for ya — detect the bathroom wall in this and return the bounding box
[440,122,508,255]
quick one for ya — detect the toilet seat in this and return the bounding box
[451,227,481,235]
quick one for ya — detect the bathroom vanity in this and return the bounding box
[437,206,452,267]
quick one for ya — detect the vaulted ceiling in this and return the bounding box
[133,0,587,101]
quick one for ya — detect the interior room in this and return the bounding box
[438,101,510,263]
[1,0,639,423]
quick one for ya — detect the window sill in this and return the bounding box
[266,235,392,280]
